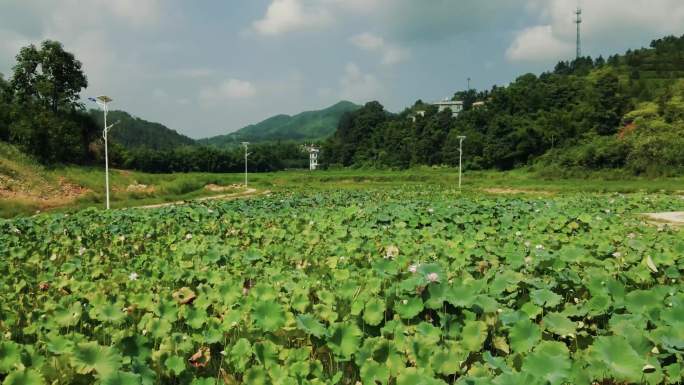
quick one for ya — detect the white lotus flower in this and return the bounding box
[408,264,418,273]
[185,233,193,240]
[79,247,86,256]
[612,252,622,258]
[535,244,544,250]
[129,272,139,281]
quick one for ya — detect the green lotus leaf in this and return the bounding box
[625,290,661,314]
[52,302,82,327]
[395,297,423,319]
[118,335,152,362]
[252,300,286,332]
[446,284,477,308]
[508,319,541,353]
[425,282,448,309]
[244,367,267,385]
[587,336,646,383]
[228,338,253,373]
[190,378,217,385]
[412,319,437,339]
[1,369,45,385]
[327,323,362,360]
[432,347,465,376]
[254,341,279,369]
[295,314,327,338]
[184,306,208,329]
[522,341,571,385]
[363,298,386,326]
[360,360,389,385]
[542,312,576,336]
[46,334,74,355]
[492,372,536,385]
[461,320,488,352]
[0,341,22,373]
[164,355,186,376]
[530,289,562,308]
[70,342,122,376]
[92,302,127,324]
[146,318,172,340]
[154,300,178,322]
[396,368,446,385]
[100,371,142,385]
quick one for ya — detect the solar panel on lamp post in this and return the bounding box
[458,136,466,191]
[88,96,116,209]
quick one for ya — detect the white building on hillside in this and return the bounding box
[432,99,463,117]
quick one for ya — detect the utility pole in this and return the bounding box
[458,136,466,191]
[242,142,250,187]
[575,7,582,60]
[467,77,471,90]
[89,96,117,209]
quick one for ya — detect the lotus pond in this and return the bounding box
[1,189,683,385]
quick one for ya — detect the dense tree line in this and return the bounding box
[0,41,312,172]
[0,40,99,164]
[114,141,309,173]
[322,35,684,175]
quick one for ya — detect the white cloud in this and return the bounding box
[510,0,684,63]
[199,79,257,106]
[253,0,332,36]
[349,32,409,65]
[0,29,30,74]
[350,32,385,51]
[339,62,383,103]
[506,25,573,62]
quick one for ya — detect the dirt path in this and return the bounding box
[643,211,684,227]
[135,188,267,209]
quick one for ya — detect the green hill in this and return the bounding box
[199,101,360,147]
[89,110,195,150]
[322,34,684,175]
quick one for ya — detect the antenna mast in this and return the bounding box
[575,7,582,60]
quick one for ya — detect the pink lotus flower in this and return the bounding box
[426,272,439,283]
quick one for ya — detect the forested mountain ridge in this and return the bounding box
[200,101,360,147]
[89,110,195,150]
[321,34,684,175]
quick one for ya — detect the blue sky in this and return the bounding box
[2,0,684,138]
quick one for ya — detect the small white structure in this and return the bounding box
[308,146,320,170]
[432,99,463,117]
[408,110,426,122]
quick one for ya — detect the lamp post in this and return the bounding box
[89,96,116,209]
[242,142,250,187]
[458,135,466,191]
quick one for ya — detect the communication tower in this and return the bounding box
[575,7,582,60]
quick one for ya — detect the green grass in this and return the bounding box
[3,158,684,218]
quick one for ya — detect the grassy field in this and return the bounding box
[2,164,684,218]
[2,142,684,218]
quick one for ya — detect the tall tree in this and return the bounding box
[11,40,88,112]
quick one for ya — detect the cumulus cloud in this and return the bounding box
[506,25,573,62]
[199,79,257,106]
[339,62,383,103]
[252,0,332,36]
[509,0,684,63]
[349,32,409,65]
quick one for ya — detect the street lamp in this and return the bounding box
[241,142,251,187]
[458,135,466,191]
[89,96,117,209]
